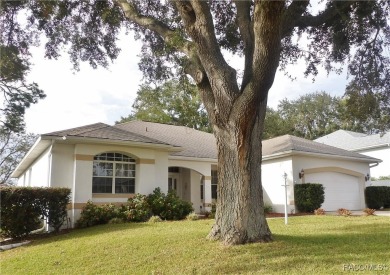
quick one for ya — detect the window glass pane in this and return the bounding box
[122,155,135,162]
[93,162,113,176]
[115,163,135,177]
[211,185,217,200]
[92,177,112,193]
[211,170,218,185]
[106,153,115,161]
[115,178,135,193]
[94,153,106,160]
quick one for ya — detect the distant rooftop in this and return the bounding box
[315,130,390,151]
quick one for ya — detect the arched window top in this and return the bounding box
[94,152,135,163]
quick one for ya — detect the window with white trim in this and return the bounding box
[92,153,136,194]
[211,170,218,199]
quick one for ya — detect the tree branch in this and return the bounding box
[234,0,254,92]
[281,0,310,38]
[114,0,193,56]
[175,0,240,124]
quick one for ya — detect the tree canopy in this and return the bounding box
[1,0,389,245]
[118,79,211,132]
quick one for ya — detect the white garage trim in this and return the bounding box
[302,167,365,211]
[303,166,364,179]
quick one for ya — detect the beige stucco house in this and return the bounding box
[12,121,381,226]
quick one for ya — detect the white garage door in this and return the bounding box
[305,172,361,211]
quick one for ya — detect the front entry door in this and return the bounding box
[168,175,179,193]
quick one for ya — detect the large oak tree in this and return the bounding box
[1,0,389,244]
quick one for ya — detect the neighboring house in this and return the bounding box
[12,121,380,226]
[315,130,390,179]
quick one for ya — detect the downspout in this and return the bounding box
[47,139,54,187]
[46,139,55,232]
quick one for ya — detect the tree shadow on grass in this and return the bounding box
[210,228,390,274]
[23,222,151,247]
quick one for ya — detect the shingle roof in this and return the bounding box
[44,122,170,145]
[315,130,390,151]
[263,135,378,161]
[32,121,380,163]
[115,121,379,163]
[115,121,217,159]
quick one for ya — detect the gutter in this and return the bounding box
[43,135,183,152]
[369,162,379,168]
[262,150,382,164]
[351,143,390,152]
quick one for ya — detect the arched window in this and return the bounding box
[92,153,136,194]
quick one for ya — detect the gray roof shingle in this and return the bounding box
[44,122,171,145]
[263,135,378,161]
[115,121,217,159]
[39,121,380,163]
[315,130,390,151]
[115,121,379,162]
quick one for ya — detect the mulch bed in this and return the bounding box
[266,212,313,218]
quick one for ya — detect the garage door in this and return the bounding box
[304,172,361,211]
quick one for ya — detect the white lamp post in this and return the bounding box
[282,172,289,225]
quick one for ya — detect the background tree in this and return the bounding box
[118,79,211,132]
[1,0,389,245]
[263,107,291,139]
[277,91,340,140]
[0,130,36,185]
[339,85,390,134]
[0,16,46,133]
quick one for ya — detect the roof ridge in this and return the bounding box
[44,122,109,136]
[111,124,174,146]
[71,124,110,136]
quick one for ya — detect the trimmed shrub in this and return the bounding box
[365,186,390,209]
[264,204,273,214]
[75,202,119,228]
[337,208,352,216]
[294,183,325,213]
[148,215,163,223]
[147,188,193,220]
[363,208,376,216]
[41,188,72,232]
[75,188,193,227]
[314,208,325,215]
[0,187,71,238]
[123,194,151,222]
[186,212,199,221]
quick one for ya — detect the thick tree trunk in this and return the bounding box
[207,99,271,245]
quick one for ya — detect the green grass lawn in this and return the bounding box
[1,216,389,274]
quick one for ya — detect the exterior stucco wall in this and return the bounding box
[291,155,368,210]
[50,144,75,189]
[190,170,203,213]
[17,148,51,188]
[261,156,294,213]
[356,146,390,178]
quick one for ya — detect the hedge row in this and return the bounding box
[365,186,390,209]
[0,187,71,238]
[76,188,193,228]
[294,183,325,212]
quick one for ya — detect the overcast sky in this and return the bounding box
[23,30,349,134]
